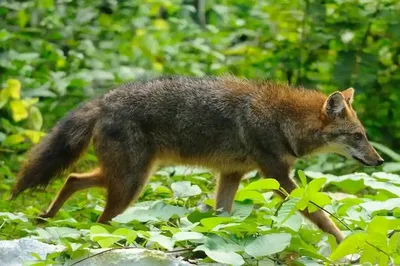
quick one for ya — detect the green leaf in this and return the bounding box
[112,228,137,244]
[29,253,42,260]
[2,134,24,146]
[0,29,11,41]
[308,192,331,212]
[194,238,245,265]
[38,0,54,9]
[297,195,309,211]
[291,187,305,198]
[150,201,189,221]
[234,190,266,204]
[372,172,400,185]
[90,225,123,248]
[215,221,258,234]
[330,232,368,261]
[231,200,253,220]
[276,198,300,226]
[241,178,280,191]
[112,208,158,223]
[112,202,187,223]
[17,10,29,29]
[6,79,21,100]
[367,216,390,235]
[361,199,400,215]
[36,227,80,241]
[187,210,214,223]
[172,232,204,242]
[24,130,45,144]
[299,249,334,264]
[298,170,307,188]
[149,234,174,250]
[10,100,28,122]
[200,217,235,230]
[244,233,292,257]
[28,106,43,130]
[203,250,244,265]
[0,212,28,222]
[171,181,201,198]
[307,178,327,193]
[389,232,400,263]
[0,89,8,109]
[305,171,400,196]
[282,212,303,232]
[360,242,389,266]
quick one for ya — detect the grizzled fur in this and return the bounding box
[11,75,384,243]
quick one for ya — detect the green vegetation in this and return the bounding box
[1,0,400,265]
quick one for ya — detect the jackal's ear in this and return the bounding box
[342,87,354,105]
[324,92,346,119]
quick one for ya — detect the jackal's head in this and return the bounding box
[315,88,384,166]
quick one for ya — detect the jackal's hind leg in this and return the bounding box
[39,168,105,220]
[96,164,153,224]
[95,135,155,224]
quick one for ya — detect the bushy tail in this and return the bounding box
[10,100,101,199]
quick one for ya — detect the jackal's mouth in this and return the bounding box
[352,155,370,166]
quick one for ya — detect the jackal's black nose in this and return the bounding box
[376,158,384,166]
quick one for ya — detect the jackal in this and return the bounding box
[10,76,384,243]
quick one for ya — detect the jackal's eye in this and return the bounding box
[354,132,363,140]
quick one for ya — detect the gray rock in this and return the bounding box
[0,238,194,266]
[0,237,64,266]
[71,248,193,266]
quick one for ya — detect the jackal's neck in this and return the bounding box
[277,88,327,157]
[251,83,328,158]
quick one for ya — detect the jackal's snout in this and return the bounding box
[351,141,384,166]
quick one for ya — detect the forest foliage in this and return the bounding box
[1,0,400,265]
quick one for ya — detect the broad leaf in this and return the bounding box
[330,232,368,261]
[171,181,202,198]
[172,232,204,242]
[244,233,292,257]
[90,225,123,248]
[241,178,280,191]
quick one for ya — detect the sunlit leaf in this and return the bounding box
[241,178,280,191]
[112,228,137,244]
[6,79,21,99]
[235,190,266,204]
[90,225,123,248]
[330,232,368,261]
[10,100,28,121]
[298,170,308,188]
[171,181,201,198]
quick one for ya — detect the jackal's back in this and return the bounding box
[94,76,325,171]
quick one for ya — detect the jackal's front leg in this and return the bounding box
[258,159,344,243]
[277,177,344,243]
[215,172,244,213]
